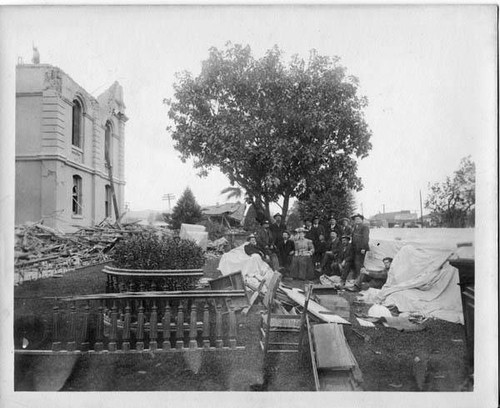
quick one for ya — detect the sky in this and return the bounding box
[2,5,496,218]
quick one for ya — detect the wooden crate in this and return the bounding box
[311,286,350,320]
[209,271,249,309]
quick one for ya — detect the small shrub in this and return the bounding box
[112,233,205,270]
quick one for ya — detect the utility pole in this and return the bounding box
[383,204,385,214]
[360,203,364,216]
[419,189,424,227]
[162,193,175,212]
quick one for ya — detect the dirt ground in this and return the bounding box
[13,262,471,392]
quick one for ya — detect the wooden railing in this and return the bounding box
[103,265,205,292]
[15,291,246,354]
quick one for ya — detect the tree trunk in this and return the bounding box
[264,200,271,221]
[282,194,290,220]
[252,196,267,224]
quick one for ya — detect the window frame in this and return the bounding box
[72,98,84,149]
[104,121,112,164]
[105,184,112,218]
[72,175,83,216]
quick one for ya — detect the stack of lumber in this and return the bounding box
[14,220,152,282]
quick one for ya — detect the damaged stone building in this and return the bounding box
[15,58,127,232]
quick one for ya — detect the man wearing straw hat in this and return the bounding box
[339,217,353,238]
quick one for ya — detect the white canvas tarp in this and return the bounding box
[364,227,474,272]
[218,243,274,290]
[179,223,208,251]
[367,245,464,324]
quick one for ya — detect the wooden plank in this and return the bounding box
[314,294,350,320]
[241,280,265,316]
[60,290,247,301]
[15,254,64,267]
[312,324,355,370]
[306,315,321,391]
[209,271,245,291]
[281,287,350,325]
[319,371,355,391]
[14,346,246,355]
[263,271,282,309]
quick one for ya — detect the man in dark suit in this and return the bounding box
[270,213,287,244]
[320,230,342,275]
[276,230,295,274]
[304,218,313,240]
[338,235,354,281]
[339,217,353,238]
[327,216,342,238]
[355,257,392,290]
[256,220,279,270]
[309,216,325,243]
[244,234,267,259]
[350,213,370,279]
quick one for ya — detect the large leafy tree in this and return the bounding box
[167,43,372,220]
[297,188,357,224]
[169,187,203,230]
[425,156,475,227]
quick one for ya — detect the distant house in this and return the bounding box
[369,210,419,228]
[201,202,246,227]
[15,59,127,232]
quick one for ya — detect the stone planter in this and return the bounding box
[103,265,204,292]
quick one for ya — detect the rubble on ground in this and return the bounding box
[14,220,161,284]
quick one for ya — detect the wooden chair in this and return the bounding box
[260,271,312,355]
[249,272,313,390]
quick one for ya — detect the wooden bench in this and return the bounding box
[307,319,363,391]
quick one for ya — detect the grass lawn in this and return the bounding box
[13,260,470,392]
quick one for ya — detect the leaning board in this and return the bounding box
[280,287,351,325]
[313,324,355,370]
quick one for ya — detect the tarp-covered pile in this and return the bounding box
[218,243,274,290]
[360,238,468,324]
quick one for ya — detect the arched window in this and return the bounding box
[105,185,112,217]
[72,175,82,215]
[72,99,83,148]
[104,121,112,164]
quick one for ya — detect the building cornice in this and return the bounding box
[16,92,44,98]
[16,153,126,185]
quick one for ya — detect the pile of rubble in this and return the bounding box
[205,236,229,260]
[14,220,153,284]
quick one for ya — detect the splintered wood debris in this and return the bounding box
[14,220,157,284]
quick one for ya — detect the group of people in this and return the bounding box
[244,212,389,289]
